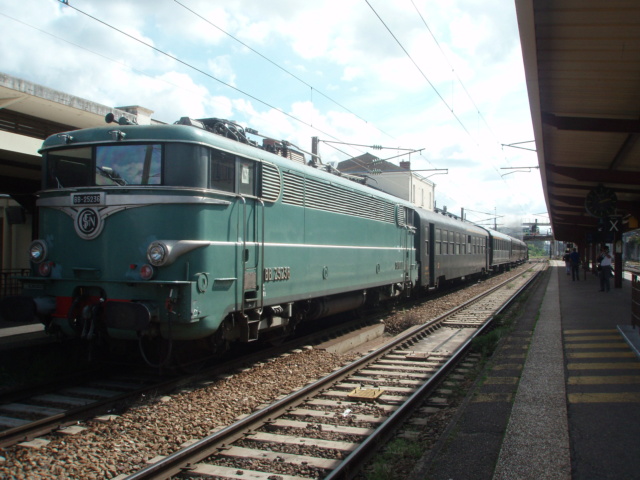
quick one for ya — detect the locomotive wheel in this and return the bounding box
[208,326,230,358]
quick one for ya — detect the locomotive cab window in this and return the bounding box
[44,144,162,189]
[45,147,92,188]
[210,150,235,192]
[164,144,208,188]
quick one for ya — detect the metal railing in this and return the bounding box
[0,269,30,298]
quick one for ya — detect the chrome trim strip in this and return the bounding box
[37,194,231,208]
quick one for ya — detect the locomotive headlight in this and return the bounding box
[147,242,169,266]
[145,240,209,267]
[29,240,48,264]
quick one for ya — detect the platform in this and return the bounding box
[0,317,49,351]
[410,260,640,480]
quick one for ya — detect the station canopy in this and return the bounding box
[516,0,640,242]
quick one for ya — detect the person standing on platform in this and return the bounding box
[563,250,571,275]
[570,248,581,281]
[598,246,612,292]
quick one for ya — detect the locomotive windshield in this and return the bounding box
[44,144,162,189]
[42,142,257,194]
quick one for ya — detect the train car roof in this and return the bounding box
[39,122,417,208]
[483,227,526,245]
[482,228,511,240]
[414,208,488,236]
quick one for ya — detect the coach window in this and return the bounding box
[449,231,454,255]
[435,228,441,255]
[237,159,256,196]
[456,232,461,255]
[210,150,235,192]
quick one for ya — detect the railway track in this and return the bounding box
[0,315,385,450]
[124,262,544,480]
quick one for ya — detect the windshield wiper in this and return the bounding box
[96,166,127,186]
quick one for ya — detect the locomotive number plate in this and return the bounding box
[72,193,104,205]
[264,266,290,282]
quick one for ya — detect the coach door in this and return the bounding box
[425,222,435,287]
[398,206,417,294]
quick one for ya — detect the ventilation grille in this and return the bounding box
[261,162,281,202]
[282,171,305,206]
[397,207,406,227]
[282,172,395,223]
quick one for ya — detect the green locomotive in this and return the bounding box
[8,116,418,364]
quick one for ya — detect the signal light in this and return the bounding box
[38,261,54,277]
[140,264,155,280]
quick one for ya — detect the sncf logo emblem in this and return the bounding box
[74,208,104,240]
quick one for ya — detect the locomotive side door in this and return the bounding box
[237,158,264,341]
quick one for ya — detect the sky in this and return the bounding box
[0,0,548,232]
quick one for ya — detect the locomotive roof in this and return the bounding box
[39,122,418,208]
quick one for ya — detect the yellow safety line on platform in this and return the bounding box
[566,352,636,359]
[565,343,629,349]
[568,392,640,403]
[567,362,640,370]
[564,329,618,334]
[565,335,623,341]
[492,364,523,370]
[568,376,640,385]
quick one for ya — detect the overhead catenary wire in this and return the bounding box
[363,0,506,182]
[408,0,502,148]
[173,0,395,141]
[363,0,471,138]
[58,1,354,149]
[49,0,419,174]
[50,0,514,195]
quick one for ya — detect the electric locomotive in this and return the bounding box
[4,115,418,364]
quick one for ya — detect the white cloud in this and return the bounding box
[0,0,545,220]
